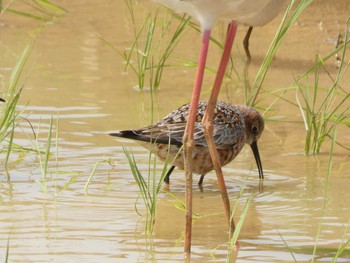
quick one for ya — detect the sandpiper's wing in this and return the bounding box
[110,101,246,150]
[192,101,246,149]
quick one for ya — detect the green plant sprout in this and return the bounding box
[296,19,350,155]
[1,0,66,22]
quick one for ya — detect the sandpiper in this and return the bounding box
[110,101,264,185]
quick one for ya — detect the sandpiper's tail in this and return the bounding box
[109,130,162,144]
[109,130,141,140]
[109,130,181,146]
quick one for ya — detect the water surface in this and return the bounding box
[0,0,350,262]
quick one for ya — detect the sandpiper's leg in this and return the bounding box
[202,22,238,237]
[164,166,175,184]
[243,26,253,62]
[183,29,211,253]
[198,175,205,192]
[198,175,205,186]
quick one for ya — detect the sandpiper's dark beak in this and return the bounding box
[250,140,263,179]
[0,98,5,102]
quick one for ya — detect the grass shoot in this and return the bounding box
[296,21,350,155]
[122,139,182,234]
[1,0,66,22]
[247,0,315,106]
[107,0,191,91]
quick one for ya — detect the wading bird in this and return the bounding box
[110,101,264,186]
[152,0,286,252]
[116,0,288,252]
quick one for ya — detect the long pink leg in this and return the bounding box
[183,29,211,253]
[202,22,238,237]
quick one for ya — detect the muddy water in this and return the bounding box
[0,0,350,262]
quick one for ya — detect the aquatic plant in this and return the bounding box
[296,19,350,155]
[227,184,251,262]
[247,0,315,106]
[311,125,337,262]
[1,45,55,185]
[276,127,350,261]
[108,0,191,91]
[32,117,55,192]
[0,47,29,142]
[1,0,66,22]
[123,142,179,234]
[0,45,67,192]
[1,47,31,173]
[85,158,114,191]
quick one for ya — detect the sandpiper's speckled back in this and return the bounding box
[111,101,264,177]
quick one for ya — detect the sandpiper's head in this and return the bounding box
[241,106,264,179]
[242,106,264,145]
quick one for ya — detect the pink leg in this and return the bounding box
[202,22,238,237]
[183,29,211,253]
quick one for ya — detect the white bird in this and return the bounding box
[151,0,288,252]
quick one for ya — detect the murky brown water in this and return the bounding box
[1,0,350,262]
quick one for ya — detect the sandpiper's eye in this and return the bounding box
[251,125,258,133]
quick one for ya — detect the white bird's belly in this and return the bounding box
[235,0,288,26]
[153,0,288,29]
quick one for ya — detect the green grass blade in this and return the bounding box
[34,0,67,13]
[43,116,53,180]
[4,122,15,178]
[227,197,251,262]
[248,0,314,106]
[84,159,112,191]
[277,230,298,262]
[333,238,350,261]
[5,8,46,20]
[311,125,337,262]
[123,147,152,213]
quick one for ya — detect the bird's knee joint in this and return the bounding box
[183,135,195,149]
[202,118,213,134]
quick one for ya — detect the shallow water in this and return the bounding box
[0,0,350,262]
